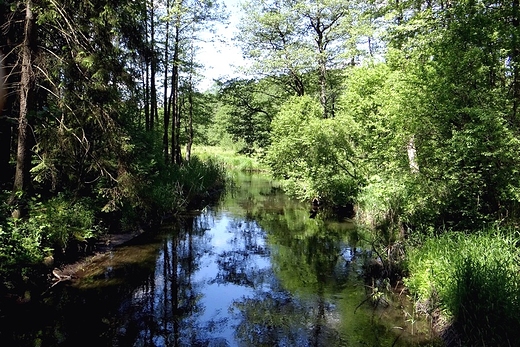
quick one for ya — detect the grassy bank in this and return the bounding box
[404,229,520,345]
[193,146,268,172]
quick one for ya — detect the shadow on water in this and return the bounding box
[0,172,439,346]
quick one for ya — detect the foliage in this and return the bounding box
[35,195,98,251]
[0,193,101,276]
[266,95,361,204]
[215,78,286,154]
[236,0,366,116]
[0,212,44,273]
[405,229,520,344]
[108,150,227,229]
[173,156,226,206]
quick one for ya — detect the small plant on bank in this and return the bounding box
[0,193,102,289]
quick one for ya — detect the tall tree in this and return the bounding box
[218,77,284,153]
[297,0,353,118]
[237,0,307,96]
[170,0,182,164]
[184,36,199,162]
[11,0,37,209]
[163,0,172,161]
[0,0,151,212]
[351,0,520,228]
[150,0,159,130]
[237,0,362,118]
[161,0,226,164]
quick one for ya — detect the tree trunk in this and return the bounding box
[319,53,328,118]
[143,6,151,131]
[0,51,10,187]
[170,11,182,165]
[289,69,305,96]
[512,0,520,119]
[0,52,5,114]
[144,57,150,131]
[163,0,171,163]
[174,93,182,165]
[150,0,158,130]
[11,0,36,209]
[0,49,16,188]
[169,48,178,165]
[407,135,419,173]
[314,21,329,118]
[186,80,193,162]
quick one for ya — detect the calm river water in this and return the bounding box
[1,173,437,346]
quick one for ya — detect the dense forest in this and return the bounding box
[2,0,520,344]
[0,0,228,288]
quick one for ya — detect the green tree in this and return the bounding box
[237,0,365,118]
[267,95,360,204]
[331,0,520,231]
[217,78,285,153]
[160,0,226,164]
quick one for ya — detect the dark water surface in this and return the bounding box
[1,173,437,346]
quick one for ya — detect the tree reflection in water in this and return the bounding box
[110,173,356,346]
[1,173,434,346]
[112,214,231,347]
[108,173,428,346]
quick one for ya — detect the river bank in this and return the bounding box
[0,156,228,309]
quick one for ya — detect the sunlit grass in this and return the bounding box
[405,228,520,345]
[192,145,268,172]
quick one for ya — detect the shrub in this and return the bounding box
[0,193,100,277]
[266,95,361,204]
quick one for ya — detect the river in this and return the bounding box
[0,173,437,346]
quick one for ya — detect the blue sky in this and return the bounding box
[197,0,246,91]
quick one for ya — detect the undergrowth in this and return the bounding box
[0,155,227,289]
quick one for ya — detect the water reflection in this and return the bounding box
[0,173,435,346]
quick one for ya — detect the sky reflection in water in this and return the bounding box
[0,173,435,347]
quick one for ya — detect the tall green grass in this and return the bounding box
[193,146,267,172]
[405,229,520,345]
[173,156,227,207]
[142,155,227,217]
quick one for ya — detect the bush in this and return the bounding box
[38,195,98,251]
[0,193,100,277]
[266,95,361,204]
[174,156,227,206]
[142,156,227,217]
